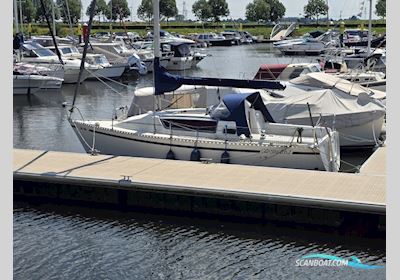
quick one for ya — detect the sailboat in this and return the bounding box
[68,0,341,172]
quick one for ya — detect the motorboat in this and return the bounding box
[87,40,162,73]
[193,33,233,47]
[260,88,386,148]
[254,62,386,91]
[13,64,63,95]
[13,74,48,95]
[13,62,64,89]
[69,0,340,172]
[273,30,340,55]
[286,72,386,101]
[254,63,322,81]
[18,42,64,80]
[164,41,206,70]
[48,45,126,79]
[238,31,259,43]
[19,42,101,83]
[133,39,207,71]
[269,23,297,42]
[219,31,242,45]
[343,29,386,48]
[343,48,386,73]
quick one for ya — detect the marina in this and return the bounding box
[12,0,388,278]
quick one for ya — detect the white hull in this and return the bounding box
[19,60,65,80]
[40,79,63,89]
[71,120,338,171]
[13,75,63,94]
[285,115,385,147]
[13,76,42,95]
[166,57,195,71]
[144,58,170,72]
[88,65,125,79]
[277,44,327,55]
[166,56,204,71]
[335,116,385,147]
[63,68,93,84]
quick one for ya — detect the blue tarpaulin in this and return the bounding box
[219,92,275,136]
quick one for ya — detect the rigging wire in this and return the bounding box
[38,0,64,65]
[70,0,97,114]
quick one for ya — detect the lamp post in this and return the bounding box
[13,0,19,33]
[367,0,372,56]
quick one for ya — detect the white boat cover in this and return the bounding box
[260,88,386,129]
[129,84,385,129]
[289,72,386,100]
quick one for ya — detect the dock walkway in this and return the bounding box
[13,148,386,216]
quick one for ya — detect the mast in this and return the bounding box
[13,0,19,34]
[70,0,97,113]
[326,0,329,27]
[65,0,74,36]
[153,0,161,60]
[153,0,161,110]
[39,0,63,64]
[367,0,372,56]
[51,0,56,36]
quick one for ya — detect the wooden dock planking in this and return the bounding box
[13,148,386,214]
[359,146,386,176]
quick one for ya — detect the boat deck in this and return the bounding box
[13,147,386,214]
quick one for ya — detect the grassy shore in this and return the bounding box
[18,20,386,38]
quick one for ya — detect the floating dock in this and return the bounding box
[13,148,386,233]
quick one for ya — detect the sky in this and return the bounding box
[80,0,380,21]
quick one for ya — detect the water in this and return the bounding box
[14,202,385,280]
[13,44,383,279]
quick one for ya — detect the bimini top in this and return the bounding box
[210,92,275,136]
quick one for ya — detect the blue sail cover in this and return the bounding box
[219,92,275,136]
[154,58,286,95]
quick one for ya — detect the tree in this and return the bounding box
[86,0,109,22]
[266,0,285,22]
[21,0,36,23]
[375,0,386,18]
[208,0,229,22]
[192,0,212,21]
[33,0,60,22]
[137,0,178,21]
[245,0,270,22]
[106,0,130,21]
[161,0,178,21]
[304,0,328,25]
[137,0,152,21]
[57,0,82,24]
[245,0,285,22]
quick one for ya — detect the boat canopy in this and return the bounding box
[210,92,275,136]
[154,59,286,95]
[171,43,191,57]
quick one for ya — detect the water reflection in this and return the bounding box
[14,202,385,280]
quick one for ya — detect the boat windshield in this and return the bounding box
[33,48,57,57]
[60,47,80,55]
[93,55,108,65]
